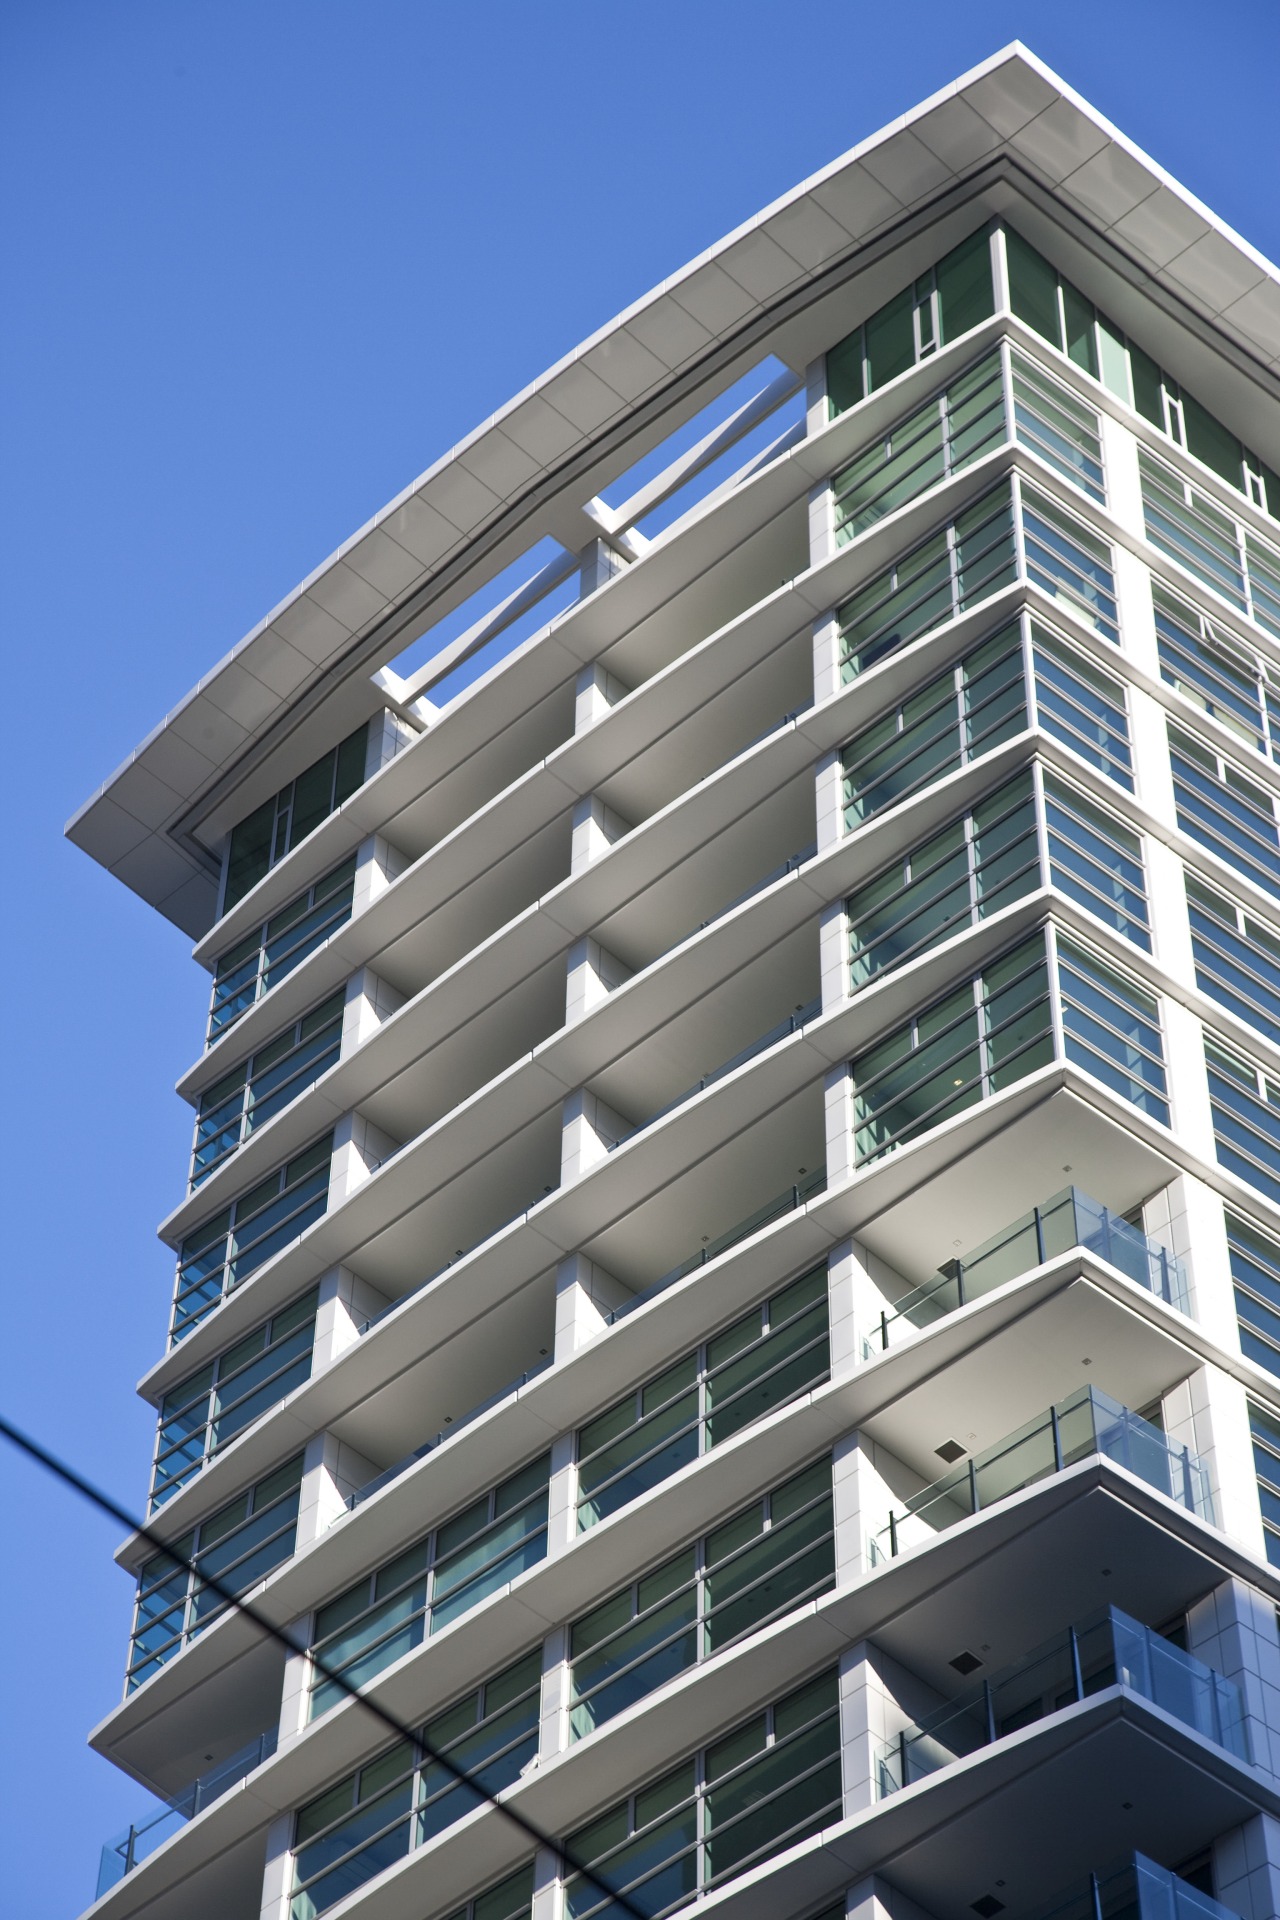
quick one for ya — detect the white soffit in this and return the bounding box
[66,41,1280,938]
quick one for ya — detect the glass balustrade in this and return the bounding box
[1030,1854,1240,1920]
[345,1359,555,1510]
[877,1606,1248,1797]
[97,1728,278,1895]
[862,1187,1189,1358]
[869,1387,1213,1566]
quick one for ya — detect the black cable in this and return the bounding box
[0,1412,644,1920]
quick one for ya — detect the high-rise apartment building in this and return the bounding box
[68,44,1280,1920]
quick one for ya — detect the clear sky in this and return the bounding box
[3,1,1280,1912]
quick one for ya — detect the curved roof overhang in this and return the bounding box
[66,41,1280,937]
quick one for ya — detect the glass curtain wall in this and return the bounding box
[845,764,1149,992]
[150,1286,319,1509]
[192,993,345,1188]
[563,1671,841,1920]
[128,1456,304,1689]
[171,1136,333,1343]
[208,856,357,1043]
[569,1459,834,1738]
[850,925,1168,1166]
[576,1270,830,1531]
[224,724,369,912]
[309,1456,552,1716]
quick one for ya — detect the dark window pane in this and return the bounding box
[937,228,994,341]
[1006,229,1062,348]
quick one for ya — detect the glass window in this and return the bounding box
[843,621,1027,824]
[1141,449,1248,615]
[172,1136,333,1343]
[1154,584,1273,755]
[1000,224,1280,520]
[1056,936,1168,1121]
[309,1457,552,1717]
[224,725,368,912]
[1249,1401,1280,1568]
[128,1455,304,1689]
[1010,351,1105,502]
[1021,485,1118,644]
[1187,872,1280,1049]
[1228,1215,1280,1382]
[1044,773,1149,950]
[826,228,995,418]
[837,481,1017,679]
[569,1460,833,1740]
[1206,1032,1280,1208]
[852,935,1053,1164]
[209,856,357,1043]
[1031,623,1132,788]
[847,773,1039,989]
[290,1653,541,1919]
[563,1671,840,1920]
[832,353,1004,544]
[1168,721,1280,899]
[152,1287,319,1509]
[192,992,345,1188]
[1006,227,1064,349]
[576,1271,830,1532]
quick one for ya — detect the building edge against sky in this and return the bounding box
[64,40,1280,1920]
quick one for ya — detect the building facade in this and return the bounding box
[69,45,1280,1920]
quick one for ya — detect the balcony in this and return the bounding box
[862,1188,1189,1358]
[96,1728,277,1895]
[878,1607,1249,1797]
[1030,1853,1238,1920]
[869,1388,1213,1565]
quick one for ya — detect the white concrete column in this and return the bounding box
[1214,1814,1280,1920]
[565,936,633,1027]
[846,1876,941,1920]
[828,1240,859,1386]
[1144,835,1194,980]
[341,966,406,1053]
[277,1633,314,1751]
[544,1431,578,1560]
[295,1430,380,1553]
[805,356,827,441]
[328,1111,401,1205]
[1187,1577,1280,1784]
[810,480,835,571]
[1163,1363,1264,1556]
[352,832,411,915]
[1142,1172,1234,1345]
[814,611,843,707]
[575,662,629,733]
[840,1637,950,1815]
[816,749,845,856]
[1162,998,1219,1167]
[538,1624,571,1761]
[571,794,631,873]
[579,539,627,598]
[560,1088,633,1183]
[824,1063,854,1193]
[364,707,416,778]
[821,899,848,1015]
[258,1808,294,1920]
[530,1844,563,1920]
[1098,410,1145,545]
[311,1265,392,1369]
[1128,681,1177,826]
[554,1253,632,1360]
[832,1428,912,1584]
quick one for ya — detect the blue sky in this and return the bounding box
[3,1,1279,1912]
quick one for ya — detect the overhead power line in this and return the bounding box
[0,1411,645,1920]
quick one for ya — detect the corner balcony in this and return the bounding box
[868,1388,1213,1567]
[877,1606,1249,1797]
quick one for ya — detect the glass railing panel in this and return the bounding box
[96,1728,278,1894]
[879,1608,1248,1798]
[869,1389,1213,1564]
[864,1189,1189,1360]
[1030,1855,1241,1920]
